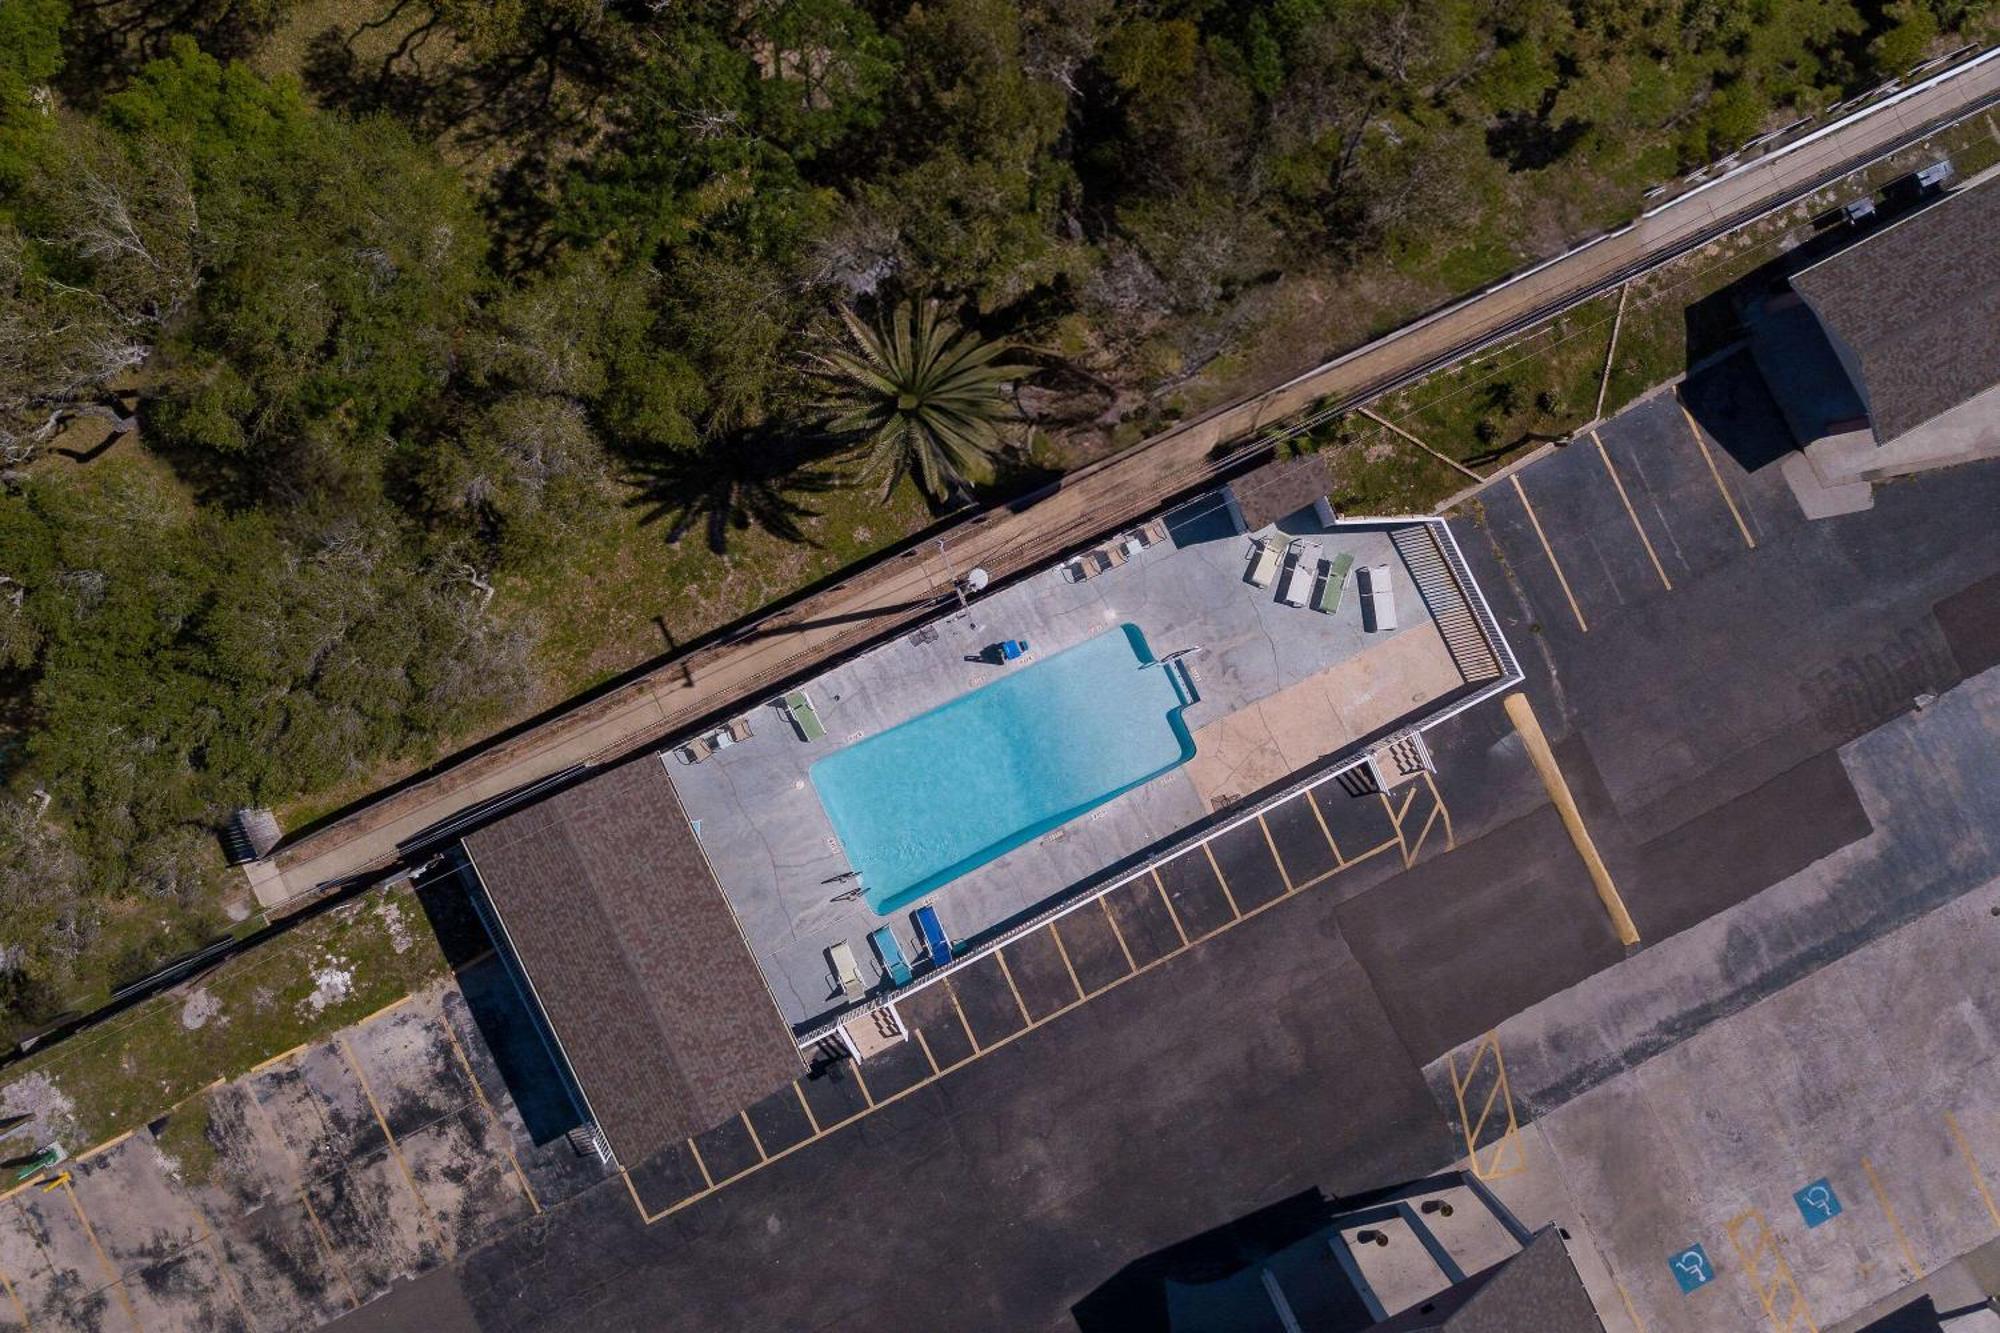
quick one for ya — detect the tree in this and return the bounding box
[813,299,1029,501]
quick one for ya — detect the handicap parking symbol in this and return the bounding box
[1795,1178,1842,1228]
[1669,1243,1715,1293]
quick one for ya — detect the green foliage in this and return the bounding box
[815,300,1029,500]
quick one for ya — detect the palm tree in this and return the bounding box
[813,299,1030,503]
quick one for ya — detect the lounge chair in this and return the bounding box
[829,941,864,1000]
[1364,564,1399,632]
[913,905,953,966]
[674,734,715,765]
[784,689,826,742]
[1314,552,1354,614]
[725,716,752,743]
[1280,539,1322,608]
[1139,518,1169,547]
[1246,538,1281,588]
[1101,542,1129,568]
[1061,558,1088,583]
[868,927,914,987]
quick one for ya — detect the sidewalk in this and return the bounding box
[256,50,2000,908]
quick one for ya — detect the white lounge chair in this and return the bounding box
[1365,564,1399,632]
[829,941,864,1000]
[1246,539,1281,588]
[1280,539,1321,608]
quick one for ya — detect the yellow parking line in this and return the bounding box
[63,1179,139,1331]
[1379,789,1413,868]
[297,1186,361,1309]
[336,1038,445,1252]
[849,1058,875,1108]
[913,1026,941,1076]
[1678,401,1757,549]
[1306,790,1347,865]
[1152,869,1191,948]
[1202,845,1243,919]
[1946,1112,2000,1228]
[73,1132,134,1166]
[1510,473,1589,632]
[1593,431,1672,590]
[248,1042,309,1074]
[1099,897,1138,973]
[1862,1156,1923,1279]
[1255,816,1296,892]
[1616,1280,1647,1332]
[352,994,414,1029]
[945,981,982,1053]
[792,1082,823,1135]
[1725,1207,1819,1333]
[994,949,1034,1025]
[687,1138,715,1190]
[1424,771,1455,850]
[1505,693,1639,946]
[438,1019,540,1214]
[1447,1033,1526,1180]
[740,1110,768,1162]
[0,1258,26,1329]
[193,1214,251,1327]
[1047,922,1087,1000]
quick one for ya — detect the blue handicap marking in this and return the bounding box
[1669,1243,1715,1293]
[1795,1178,1843,1228]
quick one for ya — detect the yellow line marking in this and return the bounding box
[1202,844,1243,919]
[1256,815,1295,892]
[1152,869,1192,948]
[945,981,982,1053]
[913,1026,941,1076]
[1410,804,1443,862]
[73,1131,134,1164]
[249,1042,309,1074]
[849,1058,875,1108]
[63,1179,140,1331]
[687,1137,715,1190]
[1504,692,1639,946]
[740,1110,767,1162]
[336,1038,445,1251]
[193,1213,251,1327]
[792,1082,822,1135]
[1510,473,1589,632]
[1725,1207,1818,1333]
[0,1255,26,1330]
[1617,1280,1647,1332]
[1593,431,1673,590]
[1100,896,1138,973]
[1446,1033,1526,1180]
[1306,789,1346,865]
[1379,789,1413,868]
[1946,1112,2000,1228]
[994,949,1034,1026]
[1424,771,1455,850]
[1047,921,1087,1000]
[622,1168,649,1219]
[298,1186,361,1309]
[1678,401,1756,549]
[352,993,414,1029]
[1862,1156,1923,1279]
[438,1018,540,1214]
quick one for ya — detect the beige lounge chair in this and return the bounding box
[1365,564,1398,632]
[1246,539,1281,588]
[1280,539,1321,608]
[674,734,715,765]
[725,716,752,743]
[829,941,864,1000]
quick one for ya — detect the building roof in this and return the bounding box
[1231,452,1335,532]
[1370,1229,1601,1332]
[463,754,801,1165]
[1792,175,2000,445]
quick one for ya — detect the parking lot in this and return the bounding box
[0,960,613,1333]
[624,764,1457,1220]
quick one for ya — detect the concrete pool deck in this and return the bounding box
[669,497,1467,1029]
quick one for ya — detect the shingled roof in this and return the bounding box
[463,754,801,1166]
[1792,175,2000,446]
[1230,452,1335,532]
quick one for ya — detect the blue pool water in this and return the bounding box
[810,624,1196,914]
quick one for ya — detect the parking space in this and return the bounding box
[621,765,1455,1223]
[0,975,609,1333]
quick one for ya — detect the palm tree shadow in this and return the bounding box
[622,438,842,555]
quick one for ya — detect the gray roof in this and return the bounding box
[1792,176,2000,445]
[464,754,801,1165]
[1370,1229,1602,1332]
[1231,453,1334,532]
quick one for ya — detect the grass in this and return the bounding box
[0,883,457,1153]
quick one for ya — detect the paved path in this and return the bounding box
[258,50,2000,906]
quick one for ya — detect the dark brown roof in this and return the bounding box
[1792,175,2000,445]
[463,755,800,1165]
[1231,452,1334,531]
[1370,1229,1602,1332]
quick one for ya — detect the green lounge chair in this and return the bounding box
[1314,552,1354,613]
[784,689,826,742]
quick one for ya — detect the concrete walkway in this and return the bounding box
[257,51,2000,908]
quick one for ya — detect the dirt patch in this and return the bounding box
[301,956,354,1016]
[180,989,223,1030]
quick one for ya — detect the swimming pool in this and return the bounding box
[810,624,1196,914]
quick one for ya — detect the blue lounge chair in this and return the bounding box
[868,927,914,987]
[914,905,953,966]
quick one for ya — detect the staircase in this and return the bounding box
[1390,525,1503,683]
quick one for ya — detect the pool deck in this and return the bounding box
[669,496,1466,1030]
